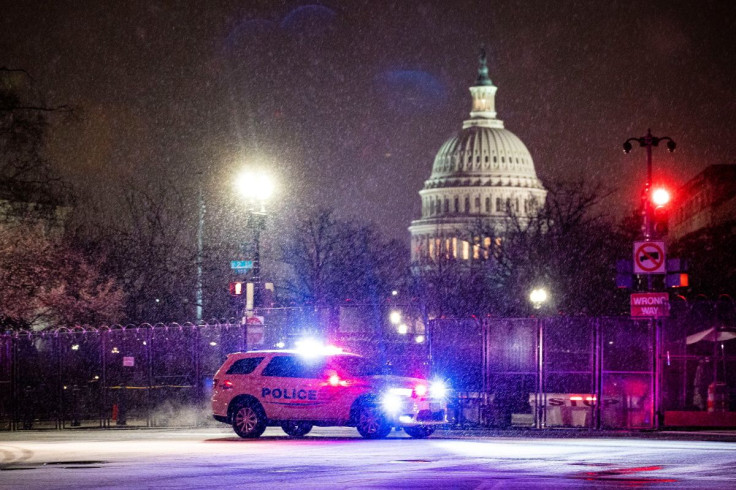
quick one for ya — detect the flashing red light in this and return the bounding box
[413,384,428,398]
[221,380,234,390]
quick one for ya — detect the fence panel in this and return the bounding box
[14,333,59,429]
[104,328,152,427]
[0,334,12,430]
[149,326,198,427]
[58,330,104,428]
[482,318,537,428]
[539,317,596,429]
[599,318,654,429]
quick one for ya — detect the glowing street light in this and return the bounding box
[529,288,548,309]
[234,170,274,210]
[389,311,402,325]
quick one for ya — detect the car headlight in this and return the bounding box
[430,380,448,399]
[382,394,403,413]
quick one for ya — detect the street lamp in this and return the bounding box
[623,129,676,240]
[529,288,548,310]
[234,169,274,312]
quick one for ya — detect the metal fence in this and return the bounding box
[0,308,430,431]
[1,323,240,430]
[427,306,736,430]
[474,317,656,430]
[2,300,734,431]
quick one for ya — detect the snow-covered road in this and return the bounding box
[2,427,735,488]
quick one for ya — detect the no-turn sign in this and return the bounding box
[633,241,666,274]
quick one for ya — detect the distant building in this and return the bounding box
[0,188,69,237]
[408,51,546,264]
[670,164,736,242]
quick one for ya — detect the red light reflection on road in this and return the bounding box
[574,465,677,486]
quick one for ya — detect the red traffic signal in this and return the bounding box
[229,282,244,295]
[651,187,671,207]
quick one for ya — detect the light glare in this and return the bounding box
[430,380,448,398]
[651,187,670,207]
[529,288,548,307]
[235,171,274,202]
[382,394,402,413]
[389,311,401,325]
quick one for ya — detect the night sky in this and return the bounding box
[3,0,735,242]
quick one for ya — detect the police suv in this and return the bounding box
[211,346,448,439]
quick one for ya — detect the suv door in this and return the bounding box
[259,355,330,421]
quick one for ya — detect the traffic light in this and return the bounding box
[616,259,634,289]
[650,186,671,236]
[665,258,688,288]
[651,187,670,207]
[229,282,244,295]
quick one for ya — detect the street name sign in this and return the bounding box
[630,292,670,318]
[230,260,254,273]
[633,241,666,274]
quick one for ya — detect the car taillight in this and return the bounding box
[413,384,428,398]
[220,379,234,390]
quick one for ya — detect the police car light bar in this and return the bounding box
[294,338,343,357]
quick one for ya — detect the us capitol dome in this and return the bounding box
[409,50,547,263]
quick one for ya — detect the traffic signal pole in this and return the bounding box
[623,129,676,430]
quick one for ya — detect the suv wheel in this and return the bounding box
[404,425,435,439]
[356,405,392,439]
[281,421,313,437]
[231,400,267,438]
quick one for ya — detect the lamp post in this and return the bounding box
[622,129,676,431]
[196,175,205,323]
[623,129,676,240]
[234,170,274,313]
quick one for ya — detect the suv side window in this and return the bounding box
[261,355,327,378]
[226,357,264,375]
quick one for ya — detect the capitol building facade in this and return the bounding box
[409,52,547,263]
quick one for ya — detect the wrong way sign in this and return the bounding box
[630,292,670,318]
[633,241,666,274]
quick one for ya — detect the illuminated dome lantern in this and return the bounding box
[409,49,547,263]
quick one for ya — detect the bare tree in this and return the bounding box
[89,177,204,323]
[491,178,626,315]
[280,208,408,307]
